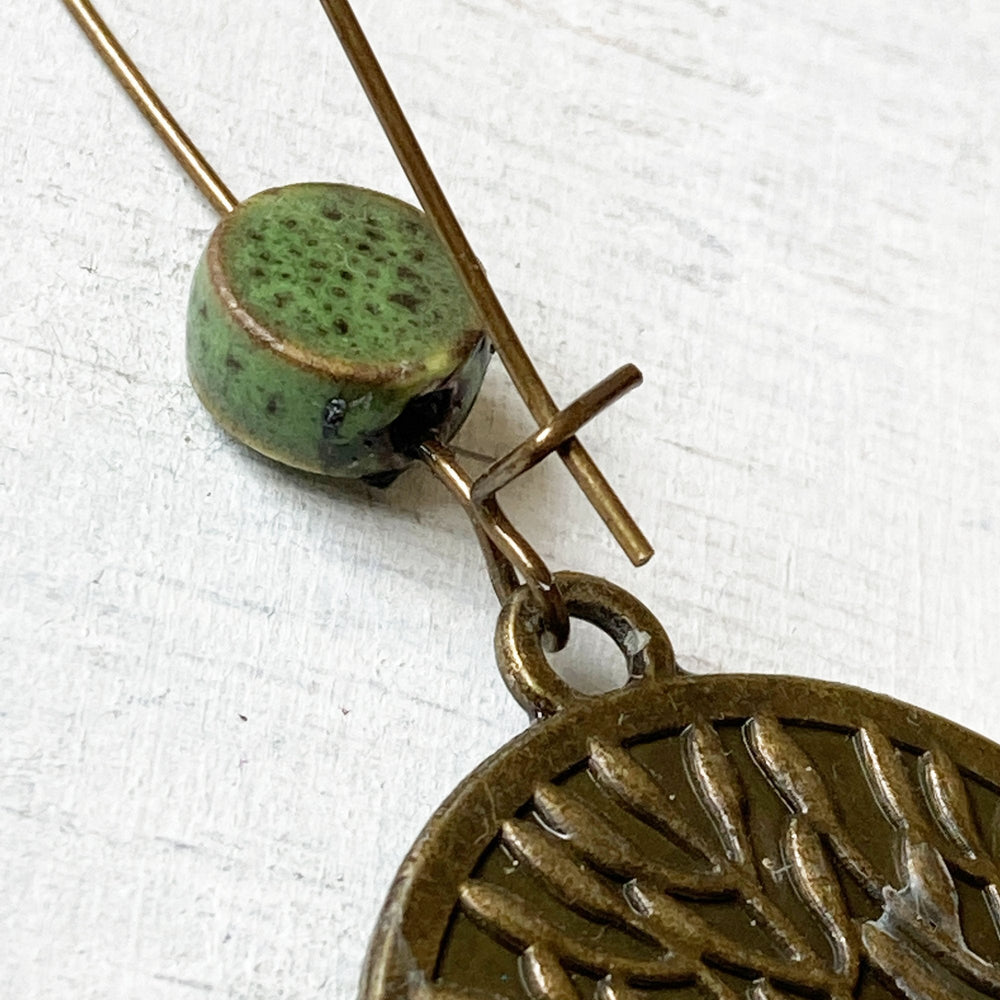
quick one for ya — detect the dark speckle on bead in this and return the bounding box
[265,395,280,415]
[389,292,421,313]
[321,397,348,438]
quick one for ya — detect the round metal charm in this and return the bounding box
[361,575,1000,1000]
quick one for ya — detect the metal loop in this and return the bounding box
[418,440,570,648]
[416,355,651,651]
[495,571,676,719]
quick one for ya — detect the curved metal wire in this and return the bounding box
[317,0,653,568]
[471,364,643,502]
[418,440,570,651]
[61,0,237,215]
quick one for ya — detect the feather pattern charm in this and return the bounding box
[360,633,1000,1000]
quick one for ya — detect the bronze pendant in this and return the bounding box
[362,574,1000,1000]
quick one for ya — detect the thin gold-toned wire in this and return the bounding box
[419,440,570,650]
[419,365,643,648]
[471,364,643,502]
[61,0,237,215]
[315,0,654,569]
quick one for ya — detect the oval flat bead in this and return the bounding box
[186,182,489,480]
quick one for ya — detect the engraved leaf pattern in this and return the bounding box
[854,723,924,829]
[448,716,1000,1000]
[783,815,859,982]
[684,720,752,867]
[746,715,883,897]
[532,783,728,897]
[921,747,987,860]
[521,946,584,1000]
[918,746,1000,938]
[588,738,718,862]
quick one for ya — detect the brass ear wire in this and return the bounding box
[62,0,236,215]
[318,0,654,569]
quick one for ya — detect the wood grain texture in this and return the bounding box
[2,0,999,997]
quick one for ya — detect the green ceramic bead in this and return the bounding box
[186,182,490,481]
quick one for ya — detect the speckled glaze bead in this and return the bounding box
[186,182,490,481]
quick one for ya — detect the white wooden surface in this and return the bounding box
[3,1,1000,996]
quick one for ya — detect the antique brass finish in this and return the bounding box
[362,585,1000,998]
[496,572,675,717]
[61,0,237,215]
